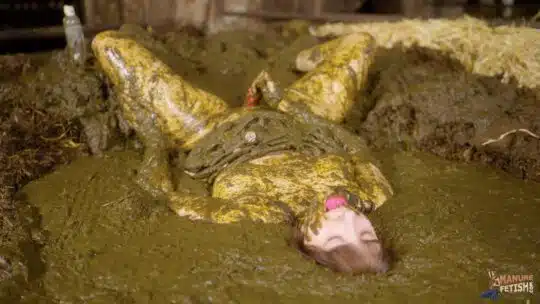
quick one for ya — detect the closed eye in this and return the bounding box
[323,236,345,249]
[359,231,377,240]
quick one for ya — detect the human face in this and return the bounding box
[303,206,388,273]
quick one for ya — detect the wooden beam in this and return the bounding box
[223,9,540,28]
[293,0,300,13]
[0,25,123,41]
[0,12,538,42]
[313,0,323,17]
[224,10,406,22]
[83,0,95,26]
[206,0,225,32]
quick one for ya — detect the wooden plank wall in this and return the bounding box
[83,0,180,28]
[81,0,438,30]
[83,0,264,31]
[83,0,122,27]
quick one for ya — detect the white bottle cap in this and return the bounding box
[63,5,75,17]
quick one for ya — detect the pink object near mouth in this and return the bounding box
[325,195,348,211]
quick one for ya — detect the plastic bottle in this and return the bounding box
[62,5,87,66]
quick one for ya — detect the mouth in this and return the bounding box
[324,195,348,212]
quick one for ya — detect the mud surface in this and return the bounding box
[0,21,539,303]
[0,22,316,301]
[0,49,112,297]
[16,150,540,303]
[351,46,540,182]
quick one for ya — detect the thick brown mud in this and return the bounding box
[14,149,540,303]
[351,46,540,183]
[0,22,539,303]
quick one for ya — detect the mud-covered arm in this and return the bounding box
[138,144,291,224]
[292,105,389,193]
[167,192,291,224]
[134,131,290,225]
[245,70,322,124]
[295,175,391,239]
[296,155,394,238]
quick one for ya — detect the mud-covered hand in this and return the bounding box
[244,70,283,109]
[334,186,375,214]
[298,197,327,241]
[350,154,394,209]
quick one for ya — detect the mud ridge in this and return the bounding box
[348,45,540,182]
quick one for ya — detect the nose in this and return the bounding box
[326,208,353,232]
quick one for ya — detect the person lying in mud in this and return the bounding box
[91,28,394,274]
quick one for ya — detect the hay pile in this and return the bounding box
[309,16,540,89]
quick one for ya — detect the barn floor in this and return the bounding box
[0,21,538,303]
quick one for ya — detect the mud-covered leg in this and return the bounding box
[279,33,376,123]
[91,30,231,150]
[118,98,176,197]
[295,36,346,72]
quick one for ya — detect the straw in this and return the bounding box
[310,16,540,89]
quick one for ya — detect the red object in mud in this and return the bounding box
[245,87,259,108]
[325,195,348,212]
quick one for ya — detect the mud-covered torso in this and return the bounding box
[181,108,391,224]
[212,152,366,216]
[183,108,365,183]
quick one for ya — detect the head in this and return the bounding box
[291,203,390,274]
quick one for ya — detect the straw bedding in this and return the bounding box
[309,16,540,89]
